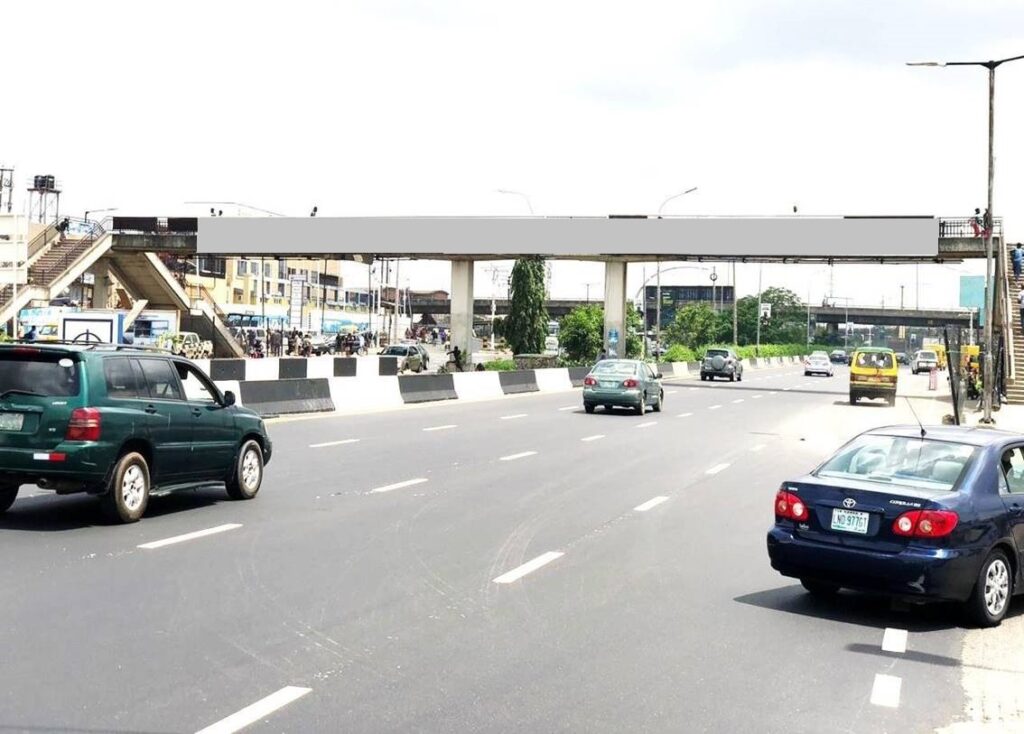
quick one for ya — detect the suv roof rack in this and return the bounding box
[3,339,173,354]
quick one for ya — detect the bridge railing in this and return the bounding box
[939,217,1003,239]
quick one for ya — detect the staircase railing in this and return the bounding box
[26,222,60,260]
[30,218,107,287]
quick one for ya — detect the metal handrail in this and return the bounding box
[26,222,60,259]
[30,218,106,287]
[938,216,1003,238]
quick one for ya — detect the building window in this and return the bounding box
[264,263,272,278]
[277,283,285,297]
[238,260,248,276]
[278,261,287,279]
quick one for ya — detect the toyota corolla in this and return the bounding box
[767,425,1024,626]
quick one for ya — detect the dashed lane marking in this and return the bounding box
[501,414,528,420]
[706,463,730,475]
[677,412,693,418]
[558,406,577,411]
[634,496,670,512]
[708,404,722,410]
[581,435,605,442]
[138,523,243,550]
[666,390,678,395]
[636,421,657,429]
[752,395,763,399]
[493,551,564,584]
[500,451,537,461]
[869,674,902,708]
[194,686,312,734]
[882,628,908,654]
[750,444,766,452]
[732,398,744,404]
[371,478,429,494]
[309,438,360,448]
[422,424,457,432]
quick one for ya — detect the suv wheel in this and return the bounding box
[227,440,264,500]
[102,452,150,523]
[0,483,19,513]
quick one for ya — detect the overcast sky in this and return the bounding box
[6,0,1023,309]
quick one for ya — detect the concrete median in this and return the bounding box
[333,357,358,377]
[453,371,504,400]
[499,370,539,395]
[278,357,308,379]
[209,358,246,382]
[657,363,675,378]
[239,378,335,416]
[535,368,573,392]
[568,367,590,387]
[398,373,459,403]
[328,376,404,414]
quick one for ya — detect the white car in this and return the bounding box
[804,353,834,377]
[912,350,939,374]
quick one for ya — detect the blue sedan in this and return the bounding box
[767,425,1024,626]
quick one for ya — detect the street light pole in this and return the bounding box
[908,52,1024,423]
[755,265,763,357]
[732,262,738,345]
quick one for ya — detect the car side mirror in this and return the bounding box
[222,390,236,407]
[655,373,663,380]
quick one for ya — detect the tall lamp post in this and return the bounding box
[908,52,1024,424]
[656,187,698,351]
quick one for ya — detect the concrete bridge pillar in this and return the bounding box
[603,260,627,358]
[90,259,113,309]
[450,260,475,365]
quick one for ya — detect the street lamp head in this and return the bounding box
[906,61,946,67]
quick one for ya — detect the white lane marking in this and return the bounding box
[138,523,242,550]
[636,421,657,429]
[309,438,360,448]
[422,424,457,432]
[677,412,693,418]
[732,398,744,404]
[706,463,730,475]
[752,394,763,399]
[580,434,605,442]
[195,686,312,734]
[666,390,678,395]
[501,413,528,420]
[782,387,792,391]
[870,673,902,708]
[708,404,722,410]
[371,478,429,494]
[500,451,537,461]
[882,627,908,654]
[769,391,778,395]
[493,551,564,584]
[689,387,699,391]
[750,444,766,452]
[558,406,577,411]
[634,496,669,512]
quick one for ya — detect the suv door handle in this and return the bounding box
[191,408,203,417]
[144,404,158,414]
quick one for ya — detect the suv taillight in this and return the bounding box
[892,510,958,538]
[622,378,639,388]
[584,376,597,386]
[775,489,809,521]
[66,408,101,441]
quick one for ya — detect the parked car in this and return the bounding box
[767,424,1024,626]
[309,333,336,356]
[380,344,427,372]
[161,332,213,360]
[912,350,940,375]
[895,352,909,365]
[700,348,743,382]
[829,349,849,364]
[804,353,834,377]
[583,359,663,415]
[0,343,272,523]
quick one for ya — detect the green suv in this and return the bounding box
[0,343,272,523]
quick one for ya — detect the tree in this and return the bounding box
[505,257,549,354]
[664,303,719,349]
[733,286,805,346]
[560,305,604,363]
[626,307,644,358]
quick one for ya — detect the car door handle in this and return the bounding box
[191,408,203,417]
[144,404,158,414]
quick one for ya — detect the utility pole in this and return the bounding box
[755,265,763,357]
[900,285,905,309]
[655,262,661,354]
[732,262,738,344]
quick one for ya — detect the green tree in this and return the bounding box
[626,307,644,358]
[560,305,604,363]
[664,302,719,349]
[505,257,549,354]
[733,287,805,346]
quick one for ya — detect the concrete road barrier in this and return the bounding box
[398,373,459,403]
[453,371,504,400]
[333,357,358,377]
[328,376,404,414]
[209,358,246,382]
[657,362,674,378]
[568,366,590,387]
[378,357,399,376]
[687,361,701,373]
[499,370,539,394]
[671,362,689,377]
[535,368,573,392]
[239,378,334,416]
[279,357,307,379]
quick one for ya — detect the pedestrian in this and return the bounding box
[334,331,344,355]
[1013,244,1023,286]
[972,208,983,237]
[597,348,607,362]
[356,331,364,355]
[23,325,37,342]
[451,345,463,372]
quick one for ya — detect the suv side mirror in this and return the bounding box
[222,390,236,407]
[655,372,663,380]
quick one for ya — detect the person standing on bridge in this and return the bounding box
[1012,243,1023,286]
[972,208,984,237]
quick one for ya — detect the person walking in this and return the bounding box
[1013,244,1023,286]
[23,325,37,342]
[972,208,983,237]
[451,345,463,372]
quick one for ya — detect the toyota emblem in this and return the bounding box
[842,498,857,509]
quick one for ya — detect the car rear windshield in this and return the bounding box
[383,346,408,356]
[705,349,729,358]
[919,351,937,360]
[593,361,636,376]
[0,352,81,397]
[854,351,894,370]
[815,434,976,491]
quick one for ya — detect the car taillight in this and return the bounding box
[622,378,638,388]
[892,510,958,538]
[584,376,597,386]
[66,408,101,441]
[775,489,809,521]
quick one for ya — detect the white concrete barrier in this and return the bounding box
[306,355,335,379]
[452,371,504,400]
[534,368,573,392]
[193,358,211,376]
[328,376,404,414]
[357,356,382,378]
[671,362,689,377]
[245,358,279,381]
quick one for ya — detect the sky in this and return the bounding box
[4,0,1023,309]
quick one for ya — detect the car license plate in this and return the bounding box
[831,508,869,534]
[0,413,24,431]
[600,381,618,388]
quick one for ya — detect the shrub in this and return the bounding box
[482,359,517,371]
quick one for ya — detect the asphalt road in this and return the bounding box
[0,365,981,733]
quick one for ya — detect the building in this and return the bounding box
[644,284,735,329]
